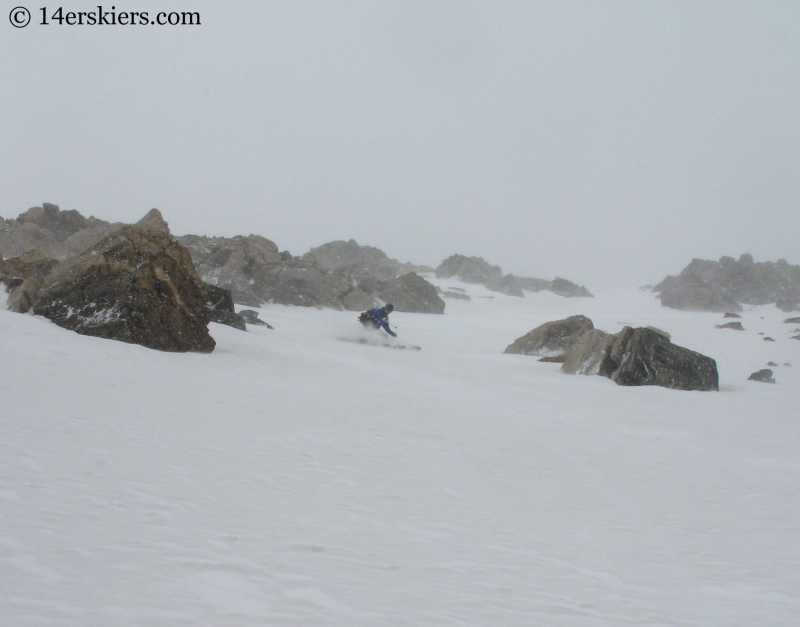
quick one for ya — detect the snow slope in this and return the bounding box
[2,281,799,626]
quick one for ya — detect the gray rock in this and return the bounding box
[33,217,215,353]
[748,369,776,384]
[784,317,800,324]
[441,291,471,300]
[764,337,775,342]
[504,315,594,357]
[598,327,719,391]
[560,329,615,375]
[378,272,445,314]
[238,309,273,329]
[723,312,741,318]
[303,239,431,280]
[716,321,744,330]
[484,274,524,297]
[0,249,60,313]
[435,254,503,284]
[518,277,550,293]
[654,254,800,312]
[548,277,593,298]
[203,283,246,331]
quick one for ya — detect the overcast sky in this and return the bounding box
[2,1,798,289]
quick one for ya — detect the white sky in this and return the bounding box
[2,1,799,288]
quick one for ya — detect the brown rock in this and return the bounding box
[505,315,594,357]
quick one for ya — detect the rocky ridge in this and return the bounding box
[654,254,800,313]
[435,254,592,299]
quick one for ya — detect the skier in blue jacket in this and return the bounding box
[364,303,396,337]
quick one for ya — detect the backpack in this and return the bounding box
[358,308,376,326]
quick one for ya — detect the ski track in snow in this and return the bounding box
[1,280,799,626]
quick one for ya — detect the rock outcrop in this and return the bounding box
[302,239,431,280]
[0,203,122,260]
[716,321,744,331]
[654,254,800,312]
[504,315,594,357]
[32,211,215,353]
[513,316,719,391]
[180,234,444,313]
[238,309,273,328]
[435,254,592,299]
[593,327,719,391]
[0,249,60,313]
[378,272,446,314]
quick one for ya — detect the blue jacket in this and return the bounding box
[370,307,395,335]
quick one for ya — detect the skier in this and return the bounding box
[359,303,396,337]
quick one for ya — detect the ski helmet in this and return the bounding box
[385,303,394,312]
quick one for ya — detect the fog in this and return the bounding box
[2,2,799,289]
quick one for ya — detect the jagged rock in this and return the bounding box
[378,272,445,314]
[435,254,502,284]
[485,274,524,297]
[504,315,594,357]
[0,249,60,313]
[0,204,121,260]
[748,369,776,384]
[724,312,741,318]
[598,327,718,390]
[32,217,215,353]
[716,321,744,330]
[238,309,273,329]
[203,283,246,331]
[302,239,431,280]
[441,291,471,300]
[654,255,800,312]
[784,317,800,324]
[548,277,593,298]
[560,328,615,375]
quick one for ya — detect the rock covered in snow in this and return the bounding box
[504,315,594,357]
[32,212,215,353]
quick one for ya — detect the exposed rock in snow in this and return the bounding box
[654,254,800,312]
[435,254,502,284]
[560,328,615,375]
[598,326,719,391]
[302,239,431,280]
[748,369,776,383]
[504,315,594,357]
[378,272,445,314]
[716,321,744,331]
[33,217,215,353]
[238,309,273,328]
[203,283,246,331]
[0,249,60,313]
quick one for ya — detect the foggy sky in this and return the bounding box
[2,1,799,289]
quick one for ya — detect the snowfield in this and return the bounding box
[2,280,799,626]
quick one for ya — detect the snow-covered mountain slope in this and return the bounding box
[2,283,798,626]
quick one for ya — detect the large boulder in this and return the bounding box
[504,315,594,357]
[378,272,445,314]
[597,327,718,391]
[32,211,215,353]
[0,249,60,313]
[560,328,615,375]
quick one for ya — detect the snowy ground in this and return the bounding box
[2,280,799,626]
